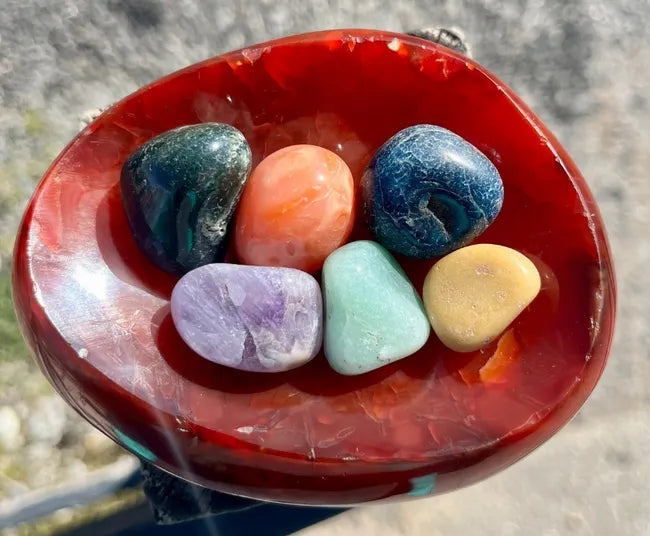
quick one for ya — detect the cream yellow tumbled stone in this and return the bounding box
[423,244,541,352]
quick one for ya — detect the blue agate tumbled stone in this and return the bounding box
[362,125,503,258]
[121,123,252,275]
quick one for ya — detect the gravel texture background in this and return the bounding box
[0,0,648,534]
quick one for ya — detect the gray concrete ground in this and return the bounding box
[0,0,649,534]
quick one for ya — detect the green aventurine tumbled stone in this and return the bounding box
[322,240,430,375]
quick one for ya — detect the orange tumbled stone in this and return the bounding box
[235,144,355,272]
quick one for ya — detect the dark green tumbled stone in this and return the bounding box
[121,123,252,275]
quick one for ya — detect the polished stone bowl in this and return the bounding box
[12,29,616,505]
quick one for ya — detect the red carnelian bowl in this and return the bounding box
[12,29,616,505]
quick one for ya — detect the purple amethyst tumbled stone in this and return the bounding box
[170,264,323,372]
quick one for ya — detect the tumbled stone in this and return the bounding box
[235,144,355,273]
[362,124,503,258]
[323,241,430,375]
[121,123,252,275]
[170,264,322,372]
[422,244,541,352]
